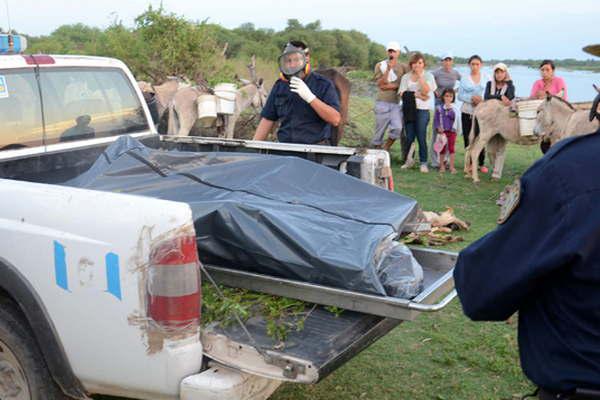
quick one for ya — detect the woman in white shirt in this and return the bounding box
[457,55,488,173]
[398,52,437,173]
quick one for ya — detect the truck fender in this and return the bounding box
[0,257,88,399]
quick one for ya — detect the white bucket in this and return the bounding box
[197,94,217,127]
[516,99,544,136]
[214,83,237,115]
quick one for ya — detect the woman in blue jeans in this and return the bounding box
[398,52,437,173]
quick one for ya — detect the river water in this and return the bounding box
[454,65,600,103]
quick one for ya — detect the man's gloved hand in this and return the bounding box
[290,76,316,103]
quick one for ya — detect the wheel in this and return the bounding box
[0,298,69,399]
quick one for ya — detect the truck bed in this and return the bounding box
[0,136,456,385]
[201,247,456,383]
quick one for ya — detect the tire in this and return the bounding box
[0,297,69,399]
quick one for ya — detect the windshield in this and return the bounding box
[0,66,149,151]
[41,67,149,143]
[0,69,43,150]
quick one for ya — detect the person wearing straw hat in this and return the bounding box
[371,41,410,153]
[454,45,600,400]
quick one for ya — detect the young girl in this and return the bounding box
[433,88,460,173]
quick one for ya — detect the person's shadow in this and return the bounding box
[60,115,95,142]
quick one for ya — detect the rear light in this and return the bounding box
[147,235,201,328]
[21,55,55,65]
[387,170,395,192]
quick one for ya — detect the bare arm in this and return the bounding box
[253,118,276,141]
[418,75,430,94]
[310,98,341,127]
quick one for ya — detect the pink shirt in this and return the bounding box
[530,77,568,100]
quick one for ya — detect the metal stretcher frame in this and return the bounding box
[203,247,457,321]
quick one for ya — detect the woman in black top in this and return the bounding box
[484,63,515,106]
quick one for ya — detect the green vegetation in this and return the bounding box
[202,283,315,342]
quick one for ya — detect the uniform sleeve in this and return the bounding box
[320,80,340,111]
[260,83,279,121]
[454,161,573,321]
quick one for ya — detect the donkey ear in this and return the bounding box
[546,91,552,101]
[258,78,264,86]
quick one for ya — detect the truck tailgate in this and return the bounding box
[201,247,456,383]
[202,307,398,384]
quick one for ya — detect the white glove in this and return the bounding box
[290,76,316,103]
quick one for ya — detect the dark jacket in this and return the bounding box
[261,72,340,145]
[401,91,417,123]
[484,80,515,101]
[454,128,600,393]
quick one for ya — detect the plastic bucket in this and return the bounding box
[197,94,217,127]
[517,99,544,136]
[214,83,237,115]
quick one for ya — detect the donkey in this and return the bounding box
[316,68,351,146]
[223,55,268,138]
[534,93,600,145]
[464,100,540,183]
[167,56,267,137]
[138,78,189,125]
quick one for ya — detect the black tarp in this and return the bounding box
[66,136,421,297]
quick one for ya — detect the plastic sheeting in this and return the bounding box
[66,136,422,297]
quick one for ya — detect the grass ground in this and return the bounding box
[99,76,543,400]
[270,92,543,399]
[270,140,541,400]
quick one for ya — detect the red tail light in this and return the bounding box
[147,235,201,328]
[387,172,395,192]
[22,55,55,65]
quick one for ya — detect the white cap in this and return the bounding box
[493,62,508,72]
[386,41,402,52]
[441,52,453,60]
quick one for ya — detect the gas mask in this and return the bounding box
[278,43,309,81]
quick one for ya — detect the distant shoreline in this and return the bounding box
[453,60,600,73]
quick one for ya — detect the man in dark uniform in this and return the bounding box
[253,41,341,145]
[454,45,600,400]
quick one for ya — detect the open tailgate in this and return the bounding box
[201,247,456,383]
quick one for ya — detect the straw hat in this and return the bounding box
[583,44,600,57]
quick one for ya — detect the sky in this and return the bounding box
[1,0,598,60]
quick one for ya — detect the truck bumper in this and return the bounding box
[180,364,282,400]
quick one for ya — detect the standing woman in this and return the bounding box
[531,60,568,153]
[458,55,487,173]
[530,60,568,100]
[399,52,437,173]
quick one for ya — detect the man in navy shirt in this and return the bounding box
[454,100,600,399]
[253,41,341,145]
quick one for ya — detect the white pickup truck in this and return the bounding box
[0,45,455,400]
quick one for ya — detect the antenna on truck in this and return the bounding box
[3,0,11,34]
